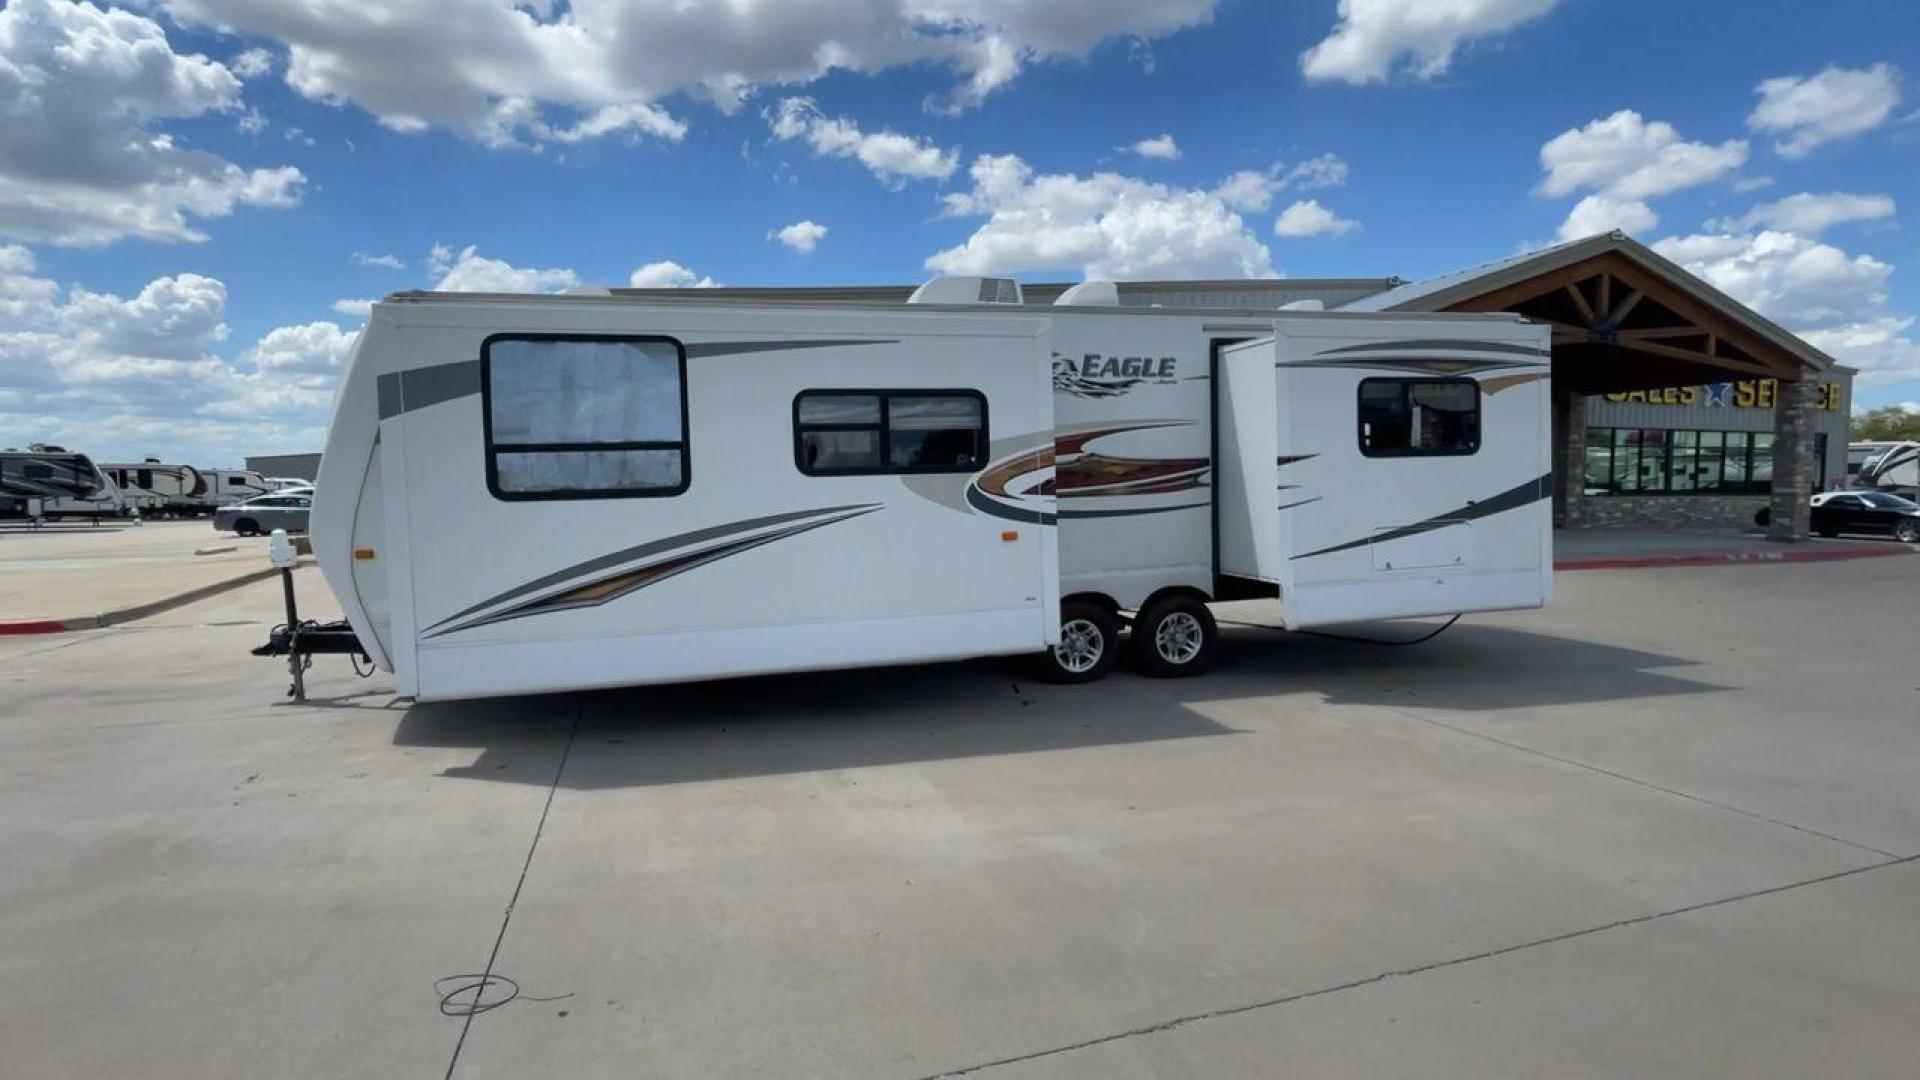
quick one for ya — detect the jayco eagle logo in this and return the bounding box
[1052,351,1178,399]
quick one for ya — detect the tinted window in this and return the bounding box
[795,390,987,475]
[23,463,52,479]
[1858,492,1913,509]
[483,336,688,499]
[1358,379,1480,457]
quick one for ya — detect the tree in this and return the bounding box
[1851,405,1920,441]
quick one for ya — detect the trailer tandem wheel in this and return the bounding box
[1129,593,1219,678]
[1035,599,1119,684]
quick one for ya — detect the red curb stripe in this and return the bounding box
[1557,545,1914,571]
[0,620,73,635]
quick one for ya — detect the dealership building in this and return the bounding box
[625,230,1858,539]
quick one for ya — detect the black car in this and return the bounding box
[1758,490,1920,541]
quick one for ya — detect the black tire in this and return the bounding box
[1753,507,1771,528]
[1817,526,1840,539]
[1129,594,1219,678]
[1034,600,1120,684]
[233,518,260,537]
[1896,520,1919,544]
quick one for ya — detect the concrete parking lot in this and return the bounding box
[1,556,1916,1078]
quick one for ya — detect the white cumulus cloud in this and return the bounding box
[1557,193,1660,242]
[155,0,1217,143]
[1540,110,1748,200]
[0,0,306,246]
[928,154,1275,280]
[1213,154,1350,212]
[0,249,350,461]
[1748,63,1902,158]
[353,252,404,270]
[230,47,274,79]
[1301,0,1557,84]
[431,246,580,293]
[1715,192,1896,236]
[628,261,717,288]
[771,220,828,254]
[1539,110,1746,240]
[1126,134,1181,160]
[1655,228,1919,385]
[767,98,957,186]
[1273,199,1358,238]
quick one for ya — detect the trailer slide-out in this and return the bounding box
[305,280,1553,701]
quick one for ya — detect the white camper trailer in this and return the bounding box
[104,461,209,516]
[1,450,121,522]
[201,468,274,506]
[1851,440,1917,497]
[309,282,1552,701]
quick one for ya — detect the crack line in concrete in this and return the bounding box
[914,853,1919,1079]
[1397,709,1899,859]
[443,700,583,1079]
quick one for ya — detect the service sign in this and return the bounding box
[1605,379,1841,411]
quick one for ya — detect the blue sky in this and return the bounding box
[2,0,1915,464]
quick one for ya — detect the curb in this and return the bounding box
[0,564,284,635]
[1556,544,1915,571]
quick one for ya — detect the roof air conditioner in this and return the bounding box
[907,276,1024,305]
[1054,281,1121,306]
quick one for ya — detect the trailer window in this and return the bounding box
[483,335,689,500]
[795,390,987,475]
[24,462,52,479]
[1358,379,1480,457]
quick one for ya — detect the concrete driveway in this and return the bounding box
[1,556,1915,1078]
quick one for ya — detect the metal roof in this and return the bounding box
[1340,231,1838,373]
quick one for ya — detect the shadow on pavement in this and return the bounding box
[391,619,1720,790]
[1189,621,1719,713]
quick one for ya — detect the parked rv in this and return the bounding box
[1851,440,1917,498]
[104,460,209,517]
[1,449,122,522]
[303,279,1552,701]
[202,468,275,507]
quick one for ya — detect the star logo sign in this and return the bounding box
[1703,382,1733,407]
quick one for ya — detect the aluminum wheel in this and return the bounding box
[1055,617,1106,674]
[1898,520,1919,544]
[1154,611,1206,665]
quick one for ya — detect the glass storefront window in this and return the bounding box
[1751,433,1775,492]
[1581,427,1794,496]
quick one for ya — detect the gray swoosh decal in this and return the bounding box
[1279,358,1546,375]
[1315,339,1551,358]
[424,504,878,632]
[1057,502,1208,520]
[377,359,482,419]
[684,339,896,359]
[1292,473,1552,560]
[428,506,881,637]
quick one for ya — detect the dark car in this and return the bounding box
[1759,491,1920,541]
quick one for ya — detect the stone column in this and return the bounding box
[1766,377,1818,541]
[1552,389,1587,528]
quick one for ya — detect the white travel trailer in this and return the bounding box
[201,468,274,506]
[104,461,208,516]
[1851,440,1917,497]
[310,281,1552,701]
[1,449,121,521]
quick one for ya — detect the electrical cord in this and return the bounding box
[434,974,573,1017]
[1216,613,1462,646]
